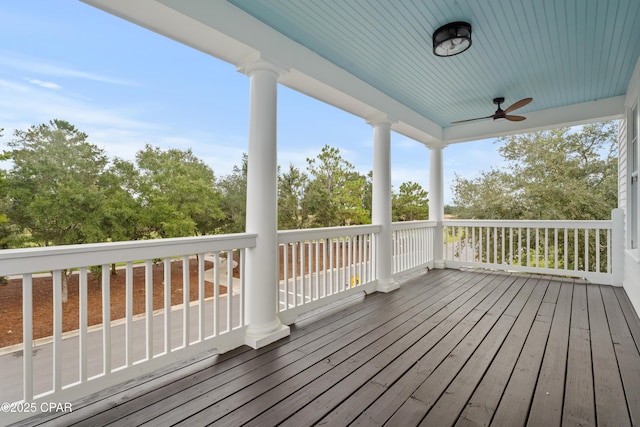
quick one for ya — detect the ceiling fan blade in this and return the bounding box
[504,97,532,114]
[450,115,494,124]
[505,114,526,121]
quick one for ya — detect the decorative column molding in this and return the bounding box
[428,144,446,269]
[367,114,398,293]
[238,57,290,348]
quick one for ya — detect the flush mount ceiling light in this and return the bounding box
[433,21,472,57]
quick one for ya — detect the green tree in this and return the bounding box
[5,120,111,299]
[124,144,224,238]
[218,154,248,234]
[452,122,617,221]
[303,145,370,227]
[278,163,308,230]
[452,169,523,219]
[101,159,142,241]
[392,181,429,221]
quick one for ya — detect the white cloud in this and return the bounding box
[0,49,135,86]
[27,78,62,90]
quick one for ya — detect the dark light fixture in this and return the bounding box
[432,21,472,57]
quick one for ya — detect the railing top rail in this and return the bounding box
[392,220,437,231]
[0,233,257,276]
[443,219,613,228]
[278,224,382,244]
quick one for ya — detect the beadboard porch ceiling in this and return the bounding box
[83,0,640,144]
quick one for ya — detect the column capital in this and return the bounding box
[425,143,449,150]
[236,52,289,78]
[366,112,394,127]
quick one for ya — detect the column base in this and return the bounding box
[245,323,290,349]
[433,260,446,269]
[376,278,399,293]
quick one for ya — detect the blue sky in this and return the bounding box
[0,1,504,205]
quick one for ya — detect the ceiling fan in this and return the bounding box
[451,97,533,124]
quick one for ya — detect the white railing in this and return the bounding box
[0,234,254,422]
[277,225,380,323]
[2,217,624,424]
[392,221,437,274]
[443,219,615,283]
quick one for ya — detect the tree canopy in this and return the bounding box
[118,144,225,238]
[0,121,431,250]
[393,181,429,221]
[451,121,617,220]
[5,120,110,246]
[303,145,370,227]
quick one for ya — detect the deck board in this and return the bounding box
[526,281,573,427]
[12,269,640,427]
[455,277,547,427]
[601,286,640,425]
[563,283,596,426]
[587,284,632,427]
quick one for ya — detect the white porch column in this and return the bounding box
[429,145,446,269]
[239,58,289,348]
[369,115,398,292]
[612,208,625,286]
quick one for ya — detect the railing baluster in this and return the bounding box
[352,235,357,286]
[308,239,313,301]
[301,241,307,303]
[53,270,62,391]
[125,262,133,366]
[472,227,476,263]
[79,268,88,382]
[145,259,153,360]
[321,239,327,296]
[358,235,363,287]
[564,228,569,270]
[493,227,498,264]
[227,253,233,329]
[526,228,531,268]
[508,227,513,265]
[574,228,579,271]
[292,242,298,306]
[164,258,171,352]
[544,228,549,269]
[534,227,540,268]
[198,253,205,342]
[554,228,559,269]
[585,228,589,272]
[595,228,601,273]
[315,239,320,297]
[341,237,346,292]
[501,227,505,265]
[283,244,289,310]
[607,229,612,273]
[102,265,111,375]
[182,255,189,346]
[485,227,490,263]
[329,239,334,295]
[214,252,220,336]
[393,230,398,273]
[23,274,33,401]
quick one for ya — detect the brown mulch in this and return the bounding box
[0,258,238,348]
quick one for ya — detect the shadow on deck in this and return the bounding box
[11,269,640,426]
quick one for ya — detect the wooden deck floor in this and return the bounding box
[13,269,640,427]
